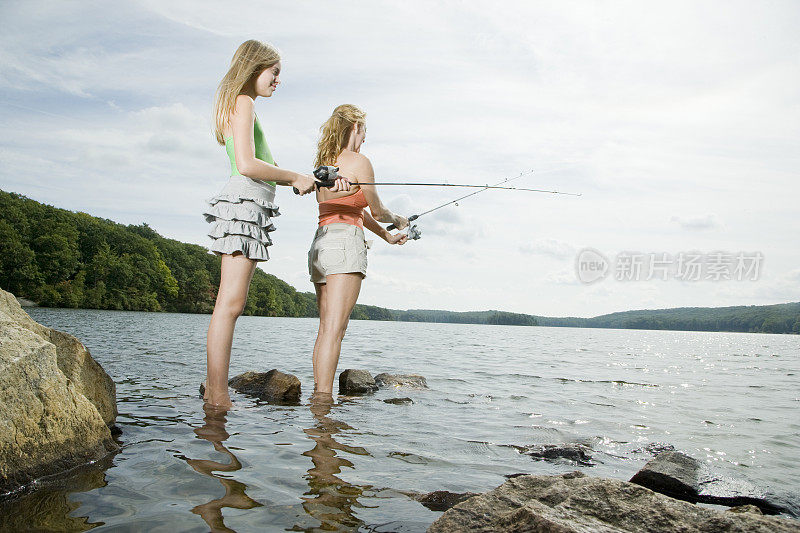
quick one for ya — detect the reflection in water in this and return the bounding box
[181,404,262,533]
[294,393,372,532]
[181,396,375,532]
[0,454,112,532]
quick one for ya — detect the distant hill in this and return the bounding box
[1,189,797,333]
[535,303,800,334]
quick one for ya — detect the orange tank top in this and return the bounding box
[318,189,368,228]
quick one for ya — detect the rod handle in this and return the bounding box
[388,214,418,231]
[293,181,336,195]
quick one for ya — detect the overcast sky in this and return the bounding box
[1,1,798,317]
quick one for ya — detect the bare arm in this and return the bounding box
[230,96,298,184]
[351,156,408,229]
[363,210,408,245]
[229,95,340,195]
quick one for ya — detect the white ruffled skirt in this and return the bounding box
[203,175,280,262]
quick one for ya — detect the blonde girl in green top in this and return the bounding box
[204,40,349,409]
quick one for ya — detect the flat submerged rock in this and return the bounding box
[427,471,799,532]
[631,450,799,517]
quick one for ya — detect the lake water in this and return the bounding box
[2,308,799,531]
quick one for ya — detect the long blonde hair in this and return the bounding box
[212,40,281,145]
[314,104,366,167]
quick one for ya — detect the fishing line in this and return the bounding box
[3,100,96,124]
[385,168,580,232]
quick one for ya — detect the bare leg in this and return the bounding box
[312,282,327,394]
[313,273,363,394]
[206,253,257,408]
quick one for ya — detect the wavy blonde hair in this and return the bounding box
[212,40,281,145]
[314,104,366,167]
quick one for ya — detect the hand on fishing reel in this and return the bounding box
[386,215,420,241]
[293,166,351,195]
[386,232,408,245]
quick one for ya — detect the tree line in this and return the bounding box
[0,190,536,326]
[0,190,315,316]
[535,303,800,334]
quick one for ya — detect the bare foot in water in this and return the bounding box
[202,380,235,409]
[204,395,235,410]
[309,390,334,404]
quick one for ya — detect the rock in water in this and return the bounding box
[415,490,479,512]
[0,289,119,496]
[228,369,301,404]
[630,450,701,497]
[373,373,428,389]
[338,369,378,394]
[522,443,595,466]
[630,450,798,517]
[428,471,799,532]
[383,397,413,405]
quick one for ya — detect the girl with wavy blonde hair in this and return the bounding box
[308,104,409,398]
[203,40,349,409]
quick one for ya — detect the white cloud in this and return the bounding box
[1,1,799,317]
[670,214,721,231]
[520,238,576,259]
[544,267,580,286]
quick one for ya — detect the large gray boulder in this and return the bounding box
[0,288,119,496]
[47,328,117,426]
[427,471,800,532]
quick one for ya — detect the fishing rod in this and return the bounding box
[386,168,581,233]
[294,166,582,197]
[386,169,533,232]
[299,166,582,240]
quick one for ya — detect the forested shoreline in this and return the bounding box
[536,303,800,334]
[1,190,798,333]
[0,190,534,325]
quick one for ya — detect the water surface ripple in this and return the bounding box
[1,309,797,531]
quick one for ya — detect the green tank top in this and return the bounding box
[224,114,276,186]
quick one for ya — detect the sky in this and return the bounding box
[1,1,799,317]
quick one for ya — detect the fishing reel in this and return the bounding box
[293,166,340,194]
[313,165,339,183]
[407,224,422,240]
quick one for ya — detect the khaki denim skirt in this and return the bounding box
[308,223,368,283]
